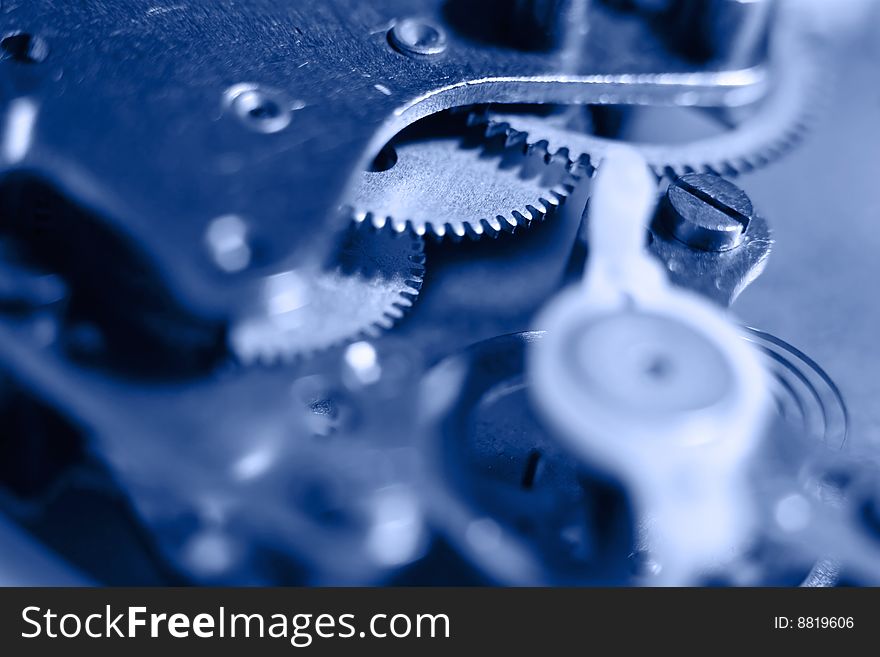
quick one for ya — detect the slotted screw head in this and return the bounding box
[660,173,754,252]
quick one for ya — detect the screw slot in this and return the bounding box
[1,32,49,64]
[520,450,542,490]
[388,19,447,57]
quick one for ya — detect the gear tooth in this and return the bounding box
[480,217,501,238]
[550,147,570,166]
[485,121,510,138]
[351,216,370,234]
[504,130,527,148]
[390,217,407,233]
[551,183,573,203]
[718,161,738,177]
[363,323,383,338]
[570,154,594,177]
[760,144,779,160]
[777,135,797,153]
[446,223,465,242]
[736,158,755,174]
[384,305,404,320]
[371,213,387,230]
[753,153,770,167]
[512,127,530,143]
[465,220,484,239]
[512,209,529,227]
[562,167,581,184]
[399,290,419,304]
[497,214,515,232]
[527,139,550,160]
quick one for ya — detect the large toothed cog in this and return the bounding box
[230,226,424,365]
[348,131,577,241]
[468,34,822,180]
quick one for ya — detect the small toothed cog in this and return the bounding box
[348,119,578,240]
[230,225,424,365]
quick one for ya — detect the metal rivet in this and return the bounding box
[224,84,295,134]
[388,18,447,57]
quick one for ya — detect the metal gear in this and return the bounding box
[230,226,424,365]
[349,128,578,240]
[468,35,821,179]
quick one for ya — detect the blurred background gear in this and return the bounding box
[231,225,425,365]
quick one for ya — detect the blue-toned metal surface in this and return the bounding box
[0,0,878,586]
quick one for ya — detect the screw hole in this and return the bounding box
[247,100,281,121]
[1,32,49,64]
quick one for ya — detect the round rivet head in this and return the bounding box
[224,84,296,134]
[388,19,447,57]
[660,173,754,252]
